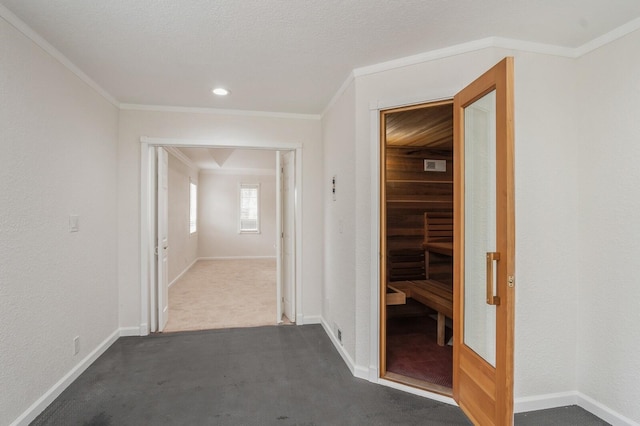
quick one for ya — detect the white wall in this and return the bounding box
[167,154,199,283]
[117,110,323,328]
[576,29,640,422]
[322,37,640,423]
[198,171,277,258]
[353,48,524,374]
[511,52,581,398]
[322,81,357,358]
[0,17,119,426]
[322,46,585,401]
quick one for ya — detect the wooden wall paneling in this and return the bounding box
[385,145,453,283]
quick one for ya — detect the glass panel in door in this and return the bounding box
[463,90,497,366]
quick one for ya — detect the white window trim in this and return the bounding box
[238,183,260,234]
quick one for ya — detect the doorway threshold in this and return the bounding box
[383,371,453,397]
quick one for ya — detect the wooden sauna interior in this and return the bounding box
[383,100,455,392]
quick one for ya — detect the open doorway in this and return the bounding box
[380,100,454,395]
[161,147,292,332]
[140,139,302,335]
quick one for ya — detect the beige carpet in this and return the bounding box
[163,258,280,332]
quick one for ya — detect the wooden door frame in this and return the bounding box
[368,90,458,405]
[379,99,454,396]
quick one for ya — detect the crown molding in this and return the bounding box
[120,103,320,120]
[353,36,578,79]
[574,15,640,57]
[164,147,198,170]
[0,4,119,108]
[4,1,640,118]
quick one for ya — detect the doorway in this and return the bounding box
[377,58,515,425]
[140,139,302,335]
[380,100,455,395]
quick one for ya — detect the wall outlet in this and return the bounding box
[73,336,80,355]
[69,215,79,232]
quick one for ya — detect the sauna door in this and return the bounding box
[453,58,515,425]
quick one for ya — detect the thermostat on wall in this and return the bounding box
[424,159,446,172]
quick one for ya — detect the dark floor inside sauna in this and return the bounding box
[386,300,453,388]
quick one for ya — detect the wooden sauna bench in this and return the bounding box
[389,279,453,346]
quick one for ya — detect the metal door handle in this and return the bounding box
[486,252,501,305]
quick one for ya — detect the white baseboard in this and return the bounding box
[302,315,322,325]
[320,317,356,376]
[353,365,370,380]
[314,319,638,424]
[119,326,143,337]
[577,392,639,426]
[16,324,637,426]
[514,391,578,413]
[10,328,121,426]
[169,258,198,288]
[197,256,277,260]
[139,323,149,336]
[515,391,638,425]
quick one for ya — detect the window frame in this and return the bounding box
[189,179,197,234]
[238,183,260,234]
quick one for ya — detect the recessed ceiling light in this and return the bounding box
[212,87,230,96]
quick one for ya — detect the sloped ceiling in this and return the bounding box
[2,0,640,114]
[179,148,276,172]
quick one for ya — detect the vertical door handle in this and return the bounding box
[486,252,501,305]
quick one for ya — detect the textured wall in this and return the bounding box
[576,29,640,423]
[321,47,586,401]
[321,81,357,358]
[198,171,277,258]
[117,110,323,328]
[167,154,199,283]
[511,52,581,396]
[0,18,119,425]
[352,48,515,372]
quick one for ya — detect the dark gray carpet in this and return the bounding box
[31,324,608,425]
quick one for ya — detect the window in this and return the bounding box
[189,181,197,234]
[239,183,260,233]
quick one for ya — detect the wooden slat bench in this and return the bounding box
[422,211,453,284]
[390,279,453,346]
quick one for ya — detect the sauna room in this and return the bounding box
[381,100,454,394]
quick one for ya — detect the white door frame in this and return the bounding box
[280,150,296,322]
[276,152,283,324]
[140,137,303,335]
[156,147,170,331]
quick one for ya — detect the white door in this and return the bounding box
[156,147,170,331]
[281,150,296,322]
[276,152,283,323]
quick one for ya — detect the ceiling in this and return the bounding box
[2,1,640,114]
[386,103,453,149]
[178,148,276,172]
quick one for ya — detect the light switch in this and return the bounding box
[69,215,79,232]
[332,175,337,201]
